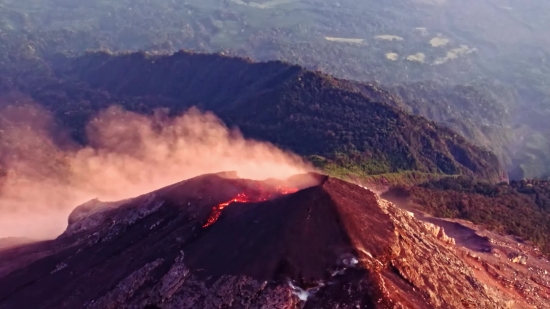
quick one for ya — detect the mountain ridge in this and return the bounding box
[26,50,506,182]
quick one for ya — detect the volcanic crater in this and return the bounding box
[0,172,508,308]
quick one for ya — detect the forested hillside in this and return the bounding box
[0,49,505,182]
[1,0,549,178]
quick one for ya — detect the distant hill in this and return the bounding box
[1,50,498,182]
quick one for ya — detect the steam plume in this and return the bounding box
[0,104,313,239]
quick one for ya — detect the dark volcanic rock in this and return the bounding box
[0,173,505,308]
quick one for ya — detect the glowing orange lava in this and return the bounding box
[202,186,298,228]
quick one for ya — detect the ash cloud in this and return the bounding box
[0,103,313,239]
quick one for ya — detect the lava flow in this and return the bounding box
[202,186,298,228]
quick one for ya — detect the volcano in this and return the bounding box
[0,173,507,308]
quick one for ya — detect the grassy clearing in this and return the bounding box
[308,155,451,187]
[406,52,425,63]
[429,36,449,47]
[230,0,296,9]
[375,35,403,41]
[386,52,398,60]
[325,37,365,44]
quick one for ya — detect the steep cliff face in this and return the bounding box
[0,173,509,308]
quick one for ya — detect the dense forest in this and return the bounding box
[0,49,504,182]
[384,178,550,255]
[1,0,549,178]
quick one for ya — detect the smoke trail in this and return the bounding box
[0,104,313,239]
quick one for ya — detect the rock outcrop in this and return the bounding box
[422,221,456,246]
[0,173,509,308]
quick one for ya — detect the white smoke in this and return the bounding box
[0,103,313,239]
